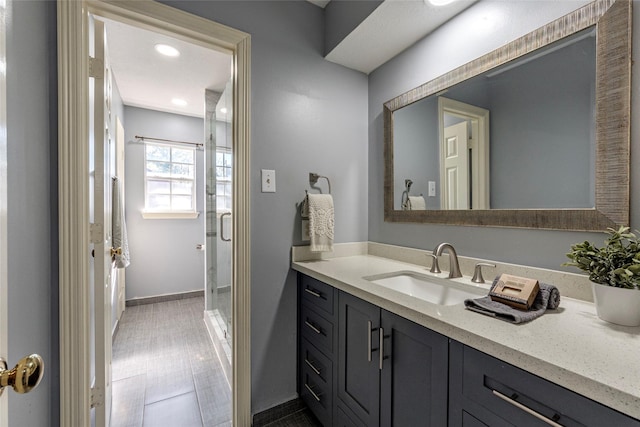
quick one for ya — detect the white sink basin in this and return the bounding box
[364,271,487,306]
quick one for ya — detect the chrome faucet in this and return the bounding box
[433,242,462,278]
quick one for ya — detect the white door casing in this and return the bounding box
[442,121,469,209]
[438,97,490,209]
[0,0,7,424]
[90,17,113,427]
[57,1,252,426]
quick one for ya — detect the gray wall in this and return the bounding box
[392,97,439,209]
[160,0,369,414]
[368,0,627,273]
[444,35,596,209]
[394,33,595,211]
[123,106,206,300]
[6,0,57,425]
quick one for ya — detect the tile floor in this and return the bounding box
[111,296,232,427]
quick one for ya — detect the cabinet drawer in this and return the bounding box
[301,275,335,316]
[462,346,640,427]
[301,303,334,354]
[301,337,332,388]
[301,360,332,427]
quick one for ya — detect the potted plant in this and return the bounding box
[564,226,640,326]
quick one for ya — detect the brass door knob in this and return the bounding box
[0,354,44,396]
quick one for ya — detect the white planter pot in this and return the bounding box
[591,282,640,327]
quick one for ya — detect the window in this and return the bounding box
[216,148,232,212]
[144,143,197,216]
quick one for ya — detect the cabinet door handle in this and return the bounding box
[304,287,321,298]
[492,390,563,427]
[305,383,321,402]
[379,327,384,370]
[367,320,372,362]
[305,320,322,335]
[305,358,321,376]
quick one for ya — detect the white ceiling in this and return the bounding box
[102,18,232,118]
[101,1,474,117]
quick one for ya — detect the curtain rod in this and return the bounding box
[134,135,204,148]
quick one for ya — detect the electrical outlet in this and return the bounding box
[261,169,276,193]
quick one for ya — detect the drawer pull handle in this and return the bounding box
[492,390,563,427]
[305,288,322,298]
[305,320,322,335]
[305,383,321,402]
[305,358,321,376]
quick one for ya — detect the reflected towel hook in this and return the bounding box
[309,173,331,194]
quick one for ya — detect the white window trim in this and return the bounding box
[141,211,200,219]
[143,142,197,216]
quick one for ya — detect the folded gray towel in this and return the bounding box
[464,277,561,324]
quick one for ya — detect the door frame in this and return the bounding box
[0,0,7,425]
[438,96,490,209]
[57,1,252,425]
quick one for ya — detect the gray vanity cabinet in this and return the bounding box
[448,341,640,427]
[299,275,338,427]
[337,291,449,427]
[298,273,640,427]
[337,291,381,427]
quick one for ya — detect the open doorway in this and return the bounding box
[58,1,251,424]
[98,15,233,426]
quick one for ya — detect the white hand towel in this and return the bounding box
[112,177,130,268]
[307,194,334,253]
[408,196,426,210]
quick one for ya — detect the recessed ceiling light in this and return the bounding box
[427,0,456,6]
[155,44,180,57]
[220,107,228,114]
[171,98,187,107]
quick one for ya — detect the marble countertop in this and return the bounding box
[291,244,640,420]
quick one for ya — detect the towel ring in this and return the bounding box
[309,173,331,194]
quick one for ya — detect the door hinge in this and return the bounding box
[90,386,104,408]
[90,223,104,244]
[89,56,104,79]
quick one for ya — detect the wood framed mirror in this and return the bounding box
[383,0,630,231]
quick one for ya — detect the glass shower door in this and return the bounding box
[205,80,233,361]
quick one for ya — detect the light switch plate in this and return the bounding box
[261,169,276,193]
[428,181,436,197]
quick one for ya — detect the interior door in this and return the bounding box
[90,17,113,427]
[442,121,469,209]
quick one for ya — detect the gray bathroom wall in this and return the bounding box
[368,1,610,271]
[160,0,369,414]
[123,106,206,300]
[441,35,596,209]
[392,97,438,209]
[6,0,57,425]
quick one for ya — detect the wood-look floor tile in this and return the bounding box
[142,392,203,427]
[110,375,146,427]
[112,296,230,426]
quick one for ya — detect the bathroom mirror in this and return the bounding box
[384,0,630,230]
